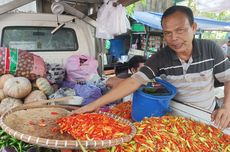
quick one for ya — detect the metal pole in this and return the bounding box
[97,38,105,77]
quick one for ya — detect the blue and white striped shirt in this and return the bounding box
[132,39,230,111]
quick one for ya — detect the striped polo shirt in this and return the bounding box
[132,39,230,111]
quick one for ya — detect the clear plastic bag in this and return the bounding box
[96,0,130,39]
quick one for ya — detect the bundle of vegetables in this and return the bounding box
[56,113,132,140]
[107,101,132,121]
[94,116,230,152]
[0,127,31,152]
[0,128,59,152]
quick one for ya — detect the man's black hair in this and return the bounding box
[128,55,146,71]
[161,5,194,26]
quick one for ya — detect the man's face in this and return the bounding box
[130,63,145,74]
[137,63,145,71]
[227,41,230,47]
[162,11,197,54]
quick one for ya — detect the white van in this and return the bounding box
[0,13,96,64]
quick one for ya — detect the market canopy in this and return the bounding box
[197,0,230,12]
[131,11,230,32]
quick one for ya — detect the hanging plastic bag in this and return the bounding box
[65,55,98,82]
[96,0,131,39]
[96,0,115,39]
[119,5,131,35]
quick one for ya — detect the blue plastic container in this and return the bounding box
[109,39,125,59]
[131,78,177,121]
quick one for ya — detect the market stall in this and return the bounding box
[0,1,230,152]
[0,54,229,151]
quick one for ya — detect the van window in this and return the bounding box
[1,26,78,52]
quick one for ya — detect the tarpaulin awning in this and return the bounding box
[197,0,230,12]
[132,11,230,31]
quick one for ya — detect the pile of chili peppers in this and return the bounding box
[96,101,230,151]
[107,101,132,121]
[58,102,230,151]
[123,116,229,151]
[94,116,230,152]
[56,113,132,140]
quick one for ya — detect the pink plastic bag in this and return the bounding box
[65,55,98,82]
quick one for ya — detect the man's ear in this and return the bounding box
[130,67,136,74]
[192,22,197,34]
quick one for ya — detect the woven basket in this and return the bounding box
[0,105,136,149]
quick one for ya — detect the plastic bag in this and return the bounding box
[46,63,65,84]
[96,0,115,39]
[96,0,131,39]
[0,47,46,80]
[49,87,76,99]
[74,83,102,105]
[49,87,84,105]
[65,55,98,82]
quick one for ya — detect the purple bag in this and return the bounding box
[74,83,102,105]
[60,80,86,89]
[65,55,98,81]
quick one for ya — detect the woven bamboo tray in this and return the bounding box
[0,105,136,149]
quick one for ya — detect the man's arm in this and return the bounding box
[71,77,142,114]
[212,81,230,129]
[223,81,230,108]
[106,76,125,88]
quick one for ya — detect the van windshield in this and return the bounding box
[1,26,78,52]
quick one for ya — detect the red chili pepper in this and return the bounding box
[60,149,72,152]
[28,121,35,125]
[38,123,46,127]
[51,127,59,133]
[39,119,45,123]
[51,111,58,115]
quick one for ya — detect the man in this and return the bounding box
[106,55,146,88]
[227,40,230,59]
[222,40,230,57]
[221,42,228,56]
[72,6,230,130]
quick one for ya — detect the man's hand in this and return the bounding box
[69,104,98,115]
[69,77,142,116]
[211,107,230,130]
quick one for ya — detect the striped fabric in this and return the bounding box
[134,39,230,111]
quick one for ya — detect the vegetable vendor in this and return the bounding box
[72,5,230,130]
